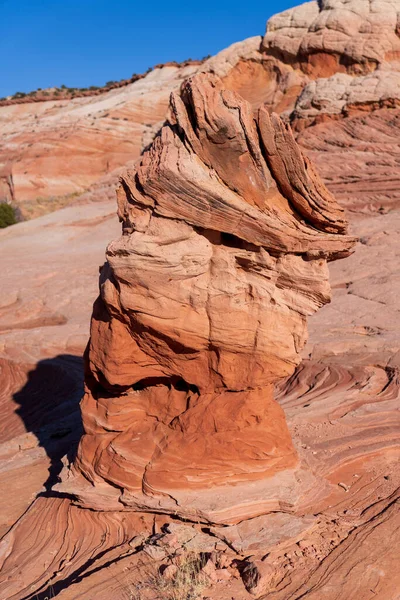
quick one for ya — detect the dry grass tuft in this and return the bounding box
[125,553,208,600]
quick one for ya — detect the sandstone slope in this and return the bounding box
[0,39,260,216]
[3,0,400,219]
[0,201,120,536]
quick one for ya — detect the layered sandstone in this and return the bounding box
[0,65,197,210]
[0,72,355,599]
[50,73,354,524]
[0,39,261,216]
[263,0,400,73]
[259,0,400,212]
[1,1,400,598]
[4,0,400,220]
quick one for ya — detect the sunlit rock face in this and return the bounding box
[57,73,354,523]
[263,0,400,72]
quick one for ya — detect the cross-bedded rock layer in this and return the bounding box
[55,73,354,522]
[1,2,399,597]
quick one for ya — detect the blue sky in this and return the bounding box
[0,0,300,98]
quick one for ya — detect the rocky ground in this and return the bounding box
[1,1,400,599]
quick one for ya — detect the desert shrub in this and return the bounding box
[0,203,17,228]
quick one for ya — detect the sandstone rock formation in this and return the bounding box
[4,0,400,221]
[0,71,355,599]
[259,0,400,212]
[0,40,261,216]
[0,64,199,211]
[2,1,400,598]
[263,0,400,72]
[50,73,354,524]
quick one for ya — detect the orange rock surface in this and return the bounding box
[0,40,260,214]
[0,73,354,597]
[50,73,354,523]
[1,1,400,599]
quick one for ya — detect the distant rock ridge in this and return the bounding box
[263,0,400,72]
[3,1,400,212]
[0,59,205,107]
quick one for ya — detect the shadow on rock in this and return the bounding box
[13,354,84,491]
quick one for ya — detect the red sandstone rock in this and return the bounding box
[160,563,179,580]
[0,40,261,214]
[51,73,354,523]
[296,107,400,212]
[2,1,400,599]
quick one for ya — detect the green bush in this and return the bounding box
[0,203,17,228]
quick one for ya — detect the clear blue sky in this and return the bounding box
[0,0,300,98]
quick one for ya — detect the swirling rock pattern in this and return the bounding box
[3,1,400,598]
[51,73,354,524]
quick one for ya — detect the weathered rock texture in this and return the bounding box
[0,65,197,212]
[1,1,400,598]
[3,0,400,220]
[0,39,261,216]
[50,73,354,524]
[258,0,400,212]
[0,71,356,600]
[0,202,121,539]
[263,0,400,71]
